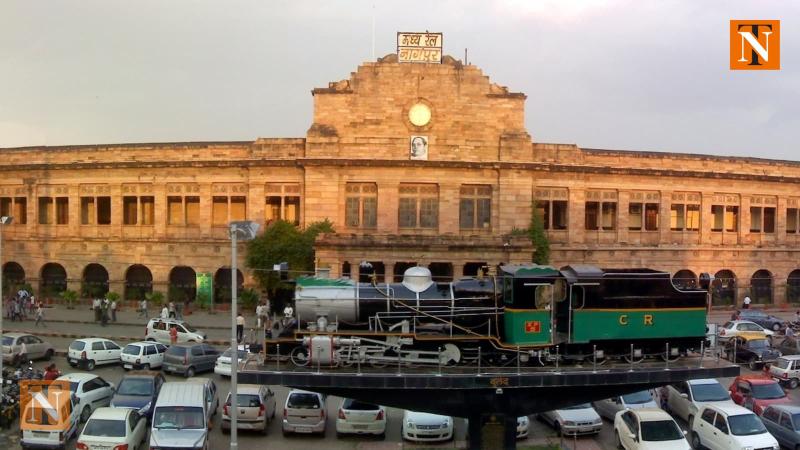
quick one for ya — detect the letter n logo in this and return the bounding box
[730,20,780,70]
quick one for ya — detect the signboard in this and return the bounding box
[196,272,213,307]
[397,32,443,63]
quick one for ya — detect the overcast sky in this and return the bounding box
[0,1,796,160]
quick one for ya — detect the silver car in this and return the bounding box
[539,403,603,436]
[593,390,658,421]
[1,333,55,365]
[761,404,800,449]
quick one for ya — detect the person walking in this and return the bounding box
[743,296,752,309]
[43,363,60,381]
[255,303,263,329]
[110,299,117,322]
[12,298,22,322]
[168,301,176,319]
[169,325,178,345]
[34,303,45,327]
[731,310,740,321]
[138,298,148,318]
[160,305,169,319]
[93,298,102,321]
[100,299,109,327]
[236,313,245,343]
[17,340,28,367]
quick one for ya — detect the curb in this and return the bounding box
[4,329,229,347]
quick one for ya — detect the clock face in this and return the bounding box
[408,103,432,127]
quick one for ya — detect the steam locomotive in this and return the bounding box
[273,264,710,367]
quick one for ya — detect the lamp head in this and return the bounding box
[0,216,12,225]
[229,221,260,240]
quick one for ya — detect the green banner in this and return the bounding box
[196,272,213,307]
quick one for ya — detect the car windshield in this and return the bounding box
[691,383,730,401]
[288,393,320,409]
[222,349,247,359]
[776,358,792,369]
[117,378,154,396]
[562,403,591,410]
[342,399,380,411]
[122,344,141,355]
[751,383,785,399]
[153,406,205,430]
[227,394,261,408]
[166,346,187,356]
[747,339,770,349]
[728,413,767,436]
[82,418,126,437]
[69,341,85,351]
[1,336,12,346]
[621,391,652,404]
[640,420,683,441]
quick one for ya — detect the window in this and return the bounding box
[122,196,155,225]
[80,196,111,225]
[92,342,104,351]
[459,185,491,230]
[0,197,27,224]
[534,188,568,230]
[701,408,716,424]
[788,207,799,234]
[585,191,617,230]
[345,183,377,229]
[749,197,776,233]
[711,194,740,233]
[398,184,439,229]
[628,192,659,231]
[265,183,301,226]
[38,197,53,224]
[713,414,729,433]
[669,192,700,231]
[167,196,200,226]
[212,196,247,225]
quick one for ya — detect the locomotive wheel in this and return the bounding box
[290,347,311,367]
[660,351,682,362]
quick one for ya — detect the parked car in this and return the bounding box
[19,384,79,450]
[1,333,55,366]
[769,355,800,389]
[401,410,454,442]
[121,341,168,370]
[690,404,778,450]
[282,390,327,436]
[719,320,775,340]
[214,347,248,377]
[56,373,115,422]
[145,318,207,345]
[724,333,781,369]
[594,390,658,421]
[729,375,791,416]
[221,384,276,434]
[186,377,219,419]
[516,415,530,439]
[109,370,165,420]
[77,407,148,450]
[538,403,603,436]
[67,338,122,370]
[335,398,386,438]
[614,408,689,450]
[761,405,800,449]
[162,343,219,378]
[150,382,209,450]
[774,336,800,356]
[739,310,787,332]
[663,378,733,425]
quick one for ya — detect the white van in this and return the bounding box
[150,382,209,450]
[20,387,80,449]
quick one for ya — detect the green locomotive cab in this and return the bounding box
[500,265,564,346]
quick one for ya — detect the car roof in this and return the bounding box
[56,373,97,383]
[231,384,262,394]
[122,370,162,380]
[86,407,131,421]
[735,376,777,385]
[728,320,763,326]
[630,408,674,421]
[126,341,159,346]
[155,382,206,407]
[765,404,800,414]
[705,403,754,416]
[2,332,30,338]
[779,355,800,360]
[688,379,721,385]
[73,337,115,343]
[288,389,321,397]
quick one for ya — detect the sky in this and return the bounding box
[0,0,797,160]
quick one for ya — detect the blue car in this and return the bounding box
[109,371,166,420]
[762,405,800,449]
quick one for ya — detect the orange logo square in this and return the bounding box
[19,380,72,431]
[524,321,541,333]
[730,20,780,70]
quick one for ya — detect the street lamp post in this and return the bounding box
[228,220,259,450]
[0,216,13,384]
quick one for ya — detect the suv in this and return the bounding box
[725,333,781,370]
[222,384,276,434]
[110,371,166,420]
[144,318,206,345]
[664,378,733,425]
[282,390,327,436]
[67,338,123,370]
[770,355,800,389]
[162,343,219,378]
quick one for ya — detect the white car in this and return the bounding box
[719,320,775,340]
[335,398,386,438]
[120,341,168,370]
[77,407,148,450]
[594,390,658,420]
[663,378,734,424]
[691,404,779,450]
[67,338,123,370]
[614,408,690,449]
[214,347,248,377]
[539,403,603,436]
[517,415,530,439]
[221,384,277,434]
[57,373,116,423]
[144,318,206,345]
[401,410,453,442]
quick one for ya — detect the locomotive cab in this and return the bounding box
[500,265,563,346]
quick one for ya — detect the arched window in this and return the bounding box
[82,263,109,297]
[712,269,736,306]
[125,265,153,301]
[751,269,773,304]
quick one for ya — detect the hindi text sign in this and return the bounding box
[397,32,443,63]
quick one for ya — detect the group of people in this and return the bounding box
[5,290,46,327]
[92,297,117,326]
[159,301,183,320]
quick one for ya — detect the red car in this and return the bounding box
[728,375,791,415]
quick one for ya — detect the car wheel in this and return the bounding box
[378,432,386,440]
[261,420,268,435]
[554,421,563,436]
[85,360,96,371]
[615,430,623,449]
[691,431,703,449]
[44,349,53,361]
[748,357,759,371]
[80,406,91,423]
[773,323,782,331]
[142,363,150,371]
[282,429,289,437]
[791,378,800,389]
[185,366,195,378]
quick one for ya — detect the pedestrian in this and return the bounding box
[731,310,740,321]
[101,299,109,327]
[160,305,169,319]
[17,340,28,367]
[255,303,263,329]
[168,301,176,319]
[786,324,795,338]
[138,298,148,318]
[795,310,800,324]
[743,296,751,309]
[43,363,60,381]
[13,298,22,322]
[35,303,45,327]
[111,298,117,322]
[93,298,102,321]
[169,325,178,345]
[236,313,245,343]
[29,295,36,315]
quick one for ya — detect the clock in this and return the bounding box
[408,103,432,127]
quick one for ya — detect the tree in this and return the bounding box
[61,289,78,309]
[529,203,550,265]
[246,219,335,298]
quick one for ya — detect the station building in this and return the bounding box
[1,52,797,306]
